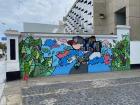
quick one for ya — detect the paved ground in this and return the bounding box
[1,70,140,105]
[22,77,140,105]
[0,58,6,105]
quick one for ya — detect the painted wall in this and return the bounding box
[19,33,130,78]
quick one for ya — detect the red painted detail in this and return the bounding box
[57,50,69,59]
[104,54,110,65]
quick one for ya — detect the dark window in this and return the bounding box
[84,10,88,13]
[88,12,92,15]
[10,39,16,60]
[84,0,87,4]
[84,30,88,32]
[115,7,126,25]
[81,9,84,11]
[88,1,92,5]
[88,23,92,25]
[84,20,88,23]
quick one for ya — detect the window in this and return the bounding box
[115,7,126,25]
[88,1,92,5]
[10,39,16,60]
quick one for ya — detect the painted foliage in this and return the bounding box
[19,34,130,78]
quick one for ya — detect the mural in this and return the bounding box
[19,34,130,78]
[111,35,130,70]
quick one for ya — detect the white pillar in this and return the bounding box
[116,25,130,41]
[5,30,20,72]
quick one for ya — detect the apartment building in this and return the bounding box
[63,0,94,34]
[94,0,140,40]
[64,0,140,40]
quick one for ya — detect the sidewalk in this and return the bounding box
[0,83,6,105]
[23,77,140,105]
[2,70,140,105]
[0,59,6,105]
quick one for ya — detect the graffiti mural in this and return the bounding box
[19,34,130,78]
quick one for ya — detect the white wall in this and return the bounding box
[5,25,131,74]
[6,36,20,72]
[130,41,140,64]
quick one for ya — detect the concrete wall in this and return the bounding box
[18,26,130,78]
[129,0,140,40]
[93,0,129,35]
[93,0,140,40]
[93,0,107,34]
[24,23,65,33]
[5,26,131,79]
[106,0,129,34]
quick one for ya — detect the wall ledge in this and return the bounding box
[116,25,131,29]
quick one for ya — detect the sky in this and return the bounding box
[0,0,76,39]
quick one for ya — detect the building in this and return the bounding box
[93,0,140,41]
[64,0,140,64]
[64,0,140,41]
[23,22,65,33]
[63,0,94,34]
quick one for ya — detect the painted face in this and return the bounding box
[72,44,83,50]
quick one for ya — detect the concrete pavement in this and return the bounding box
[2,70,140,105]
[22,77,140,105]
[0,58,6,105]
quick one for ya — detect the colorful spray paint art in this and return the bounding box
[19,34,130,78]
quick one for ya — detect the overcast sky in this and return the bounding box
[0,0,76,37]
